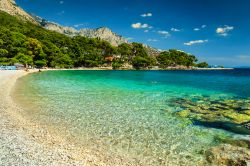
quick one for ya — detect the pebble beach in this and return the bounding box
[0,70,141,166]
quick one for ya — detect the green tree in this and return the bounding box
[132,56,151,69]
[132,42,148,57]
[156,51,172,68]
[12,53,33,67]
[197,62,209,68]
[50,53,73,68]
[0,49,8,57]
[118,43,133,61]
[34,60,47,68]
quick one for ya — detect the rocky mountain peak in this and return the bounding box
[0,0,37,24]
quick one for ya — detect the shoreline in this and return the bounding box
[0,70,141,165]
[33,67,235,71]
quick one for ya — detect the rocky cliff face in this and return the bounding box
[0,0,37,24]
[78,27,128,46]
[33,16,128,46]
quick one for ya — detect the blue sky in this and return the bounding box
[16,0,250,67]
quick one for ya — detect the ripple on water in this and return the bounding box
[13,70,250,165]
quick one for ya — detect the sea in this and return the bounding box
[13,69,250,165]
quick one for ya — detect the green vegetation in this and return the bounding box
[197,62,209,68]
[0,11,207,69]
[156,50,197,68]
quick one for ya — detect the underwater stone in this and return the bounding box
[203,144,250,166]
[176,110,190,118]
[173,97,250,133]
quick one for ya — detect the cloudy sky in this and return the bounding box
[16,0,250,67]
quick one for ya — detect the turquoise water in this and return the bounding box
[14,70,250,165]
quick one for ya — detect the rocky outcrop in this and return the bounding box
[78,27,128,46]
[170,96,250,135]
[0,0,37,24]
[33,15,128,46]
[143,44,161,57]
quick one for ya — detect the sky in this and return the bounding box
[16,0,250,67]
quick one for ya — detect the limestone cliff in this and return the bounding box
[34,16,128,46]
[0,0,37,24]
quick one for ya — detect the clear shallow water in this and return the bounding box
[13,69,250,165]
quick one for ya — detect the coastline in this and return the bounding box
[0,70,142,166]
[37,67,235,71]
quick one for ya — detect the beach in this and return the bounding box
[0,70,142,166]
[1,69,250,166]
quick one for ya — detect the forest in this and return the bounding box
[0,11,208,69]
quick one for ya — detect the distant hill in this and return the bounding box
[0,0,129,46]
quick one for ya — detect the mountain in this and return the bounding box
[0,0,159,55]
[0,0,128,46]
[0,0,37,24]
[32,15,128,46]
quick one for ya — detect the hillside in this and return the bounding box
[0,11,204,69]
[0,0,37,23]
[0,0,128,46]
[0,0,207,69]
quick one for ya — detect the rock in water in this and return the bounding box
[242,122,250,130]
[202,144,250,166]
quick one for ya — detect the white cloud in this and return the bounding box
[202,25,207,28]
[216,25,234,36]
[184,39,208,46]
[158,31,169,35]
[171,28,181,32]
[141,24,150,28]
[59,1,64,4]
[141,13,153,17]
[73,24,84,28]
[131,23,151,29]
[131,23,141,29]
[158,30,170,38]
[194,25,207,31]
[147,39,158,42]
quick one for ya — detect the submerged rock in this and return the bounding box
[170,97,250,134]
[242,122,250,130]
[202,144,250,166]
[214,135,250,149]
[193,121,250,135]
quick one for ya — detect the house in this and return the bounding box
[105,56,115,62]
